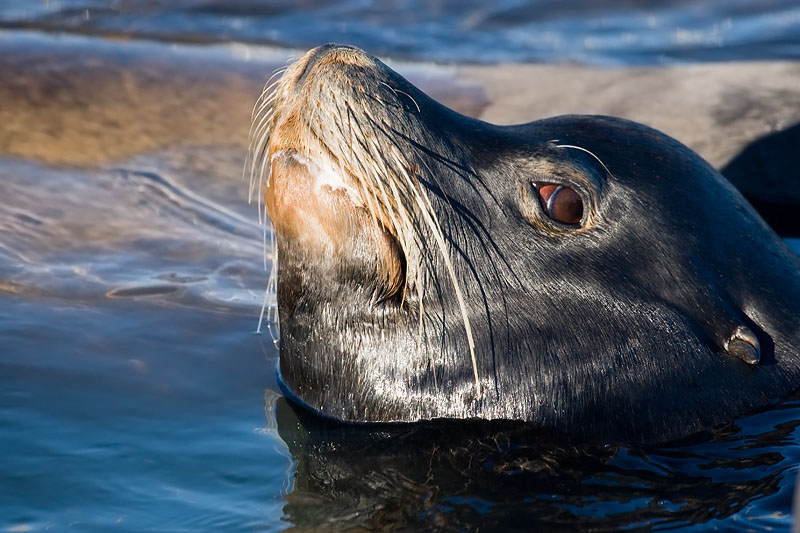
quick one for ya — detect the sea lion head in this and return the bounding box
[248,44,800,442]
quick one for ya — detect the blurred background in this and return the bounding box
[2,0,800,64]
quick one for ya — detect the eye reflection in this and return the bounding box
[537,184,583,225]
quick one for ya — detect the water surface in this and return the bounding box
[2,145,799,529]
[1,0,800,64]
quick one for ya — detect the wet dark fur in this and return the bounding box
[266,45,800,443]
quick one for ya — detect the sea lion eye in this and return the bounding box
[537,184,583,225]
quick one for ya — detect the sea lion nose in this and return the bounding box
[296,44,369,84]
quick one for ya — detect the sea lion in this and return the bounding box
[247,44,800,443]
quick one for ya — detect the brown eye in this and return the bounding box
[537,184,583,225]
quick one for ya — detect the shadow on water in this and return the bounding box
[270,394,800,531]
[722,122,800,238]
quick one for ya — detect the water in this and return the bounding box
[1,152,290,530]
[274,397,800,531]
[1,0,799,64]
[1,1,800,531]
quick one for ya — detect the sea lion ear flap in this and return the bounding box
[724,324,761,365]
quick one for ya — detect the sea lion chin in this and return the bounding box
[247,44,800,443]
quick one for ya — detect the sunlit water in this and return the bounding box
[3,147,799,531]
[0,150,288,530]
[2,1,800,531]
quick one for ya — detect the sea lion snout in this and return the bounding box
[260,44,409,303]
[294,44,368,84]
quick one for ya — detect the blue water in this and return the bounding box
[1,0,800,64]
[2,1,800,531]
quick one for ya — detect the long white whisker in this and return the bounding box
[556,144,613,177]
[262,202,268,270]
[256,287,269,334]
[388,148,481,398]
[267,229,280,345]
[379,81,420,113]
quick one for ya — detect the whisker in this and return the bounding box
[256,287,269,334]
[379,81,421,113]
[247,115,274,201]
[245,67,290,342]
[390,148,481,397]
[267,229,280,345]
[556,143,614,177]
[262,202,268,271]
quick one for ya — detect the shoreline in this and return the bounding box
[0,29,798,173]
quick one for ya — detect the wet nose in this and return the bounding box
[296,44,364,84]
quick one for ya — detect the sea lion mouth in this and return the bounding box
[266,147,406,303]
[250,45,415,305]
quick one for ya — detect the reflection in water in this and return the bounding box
[270,395,800,530]
[0,142,291,529]
[0,151,268,309]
